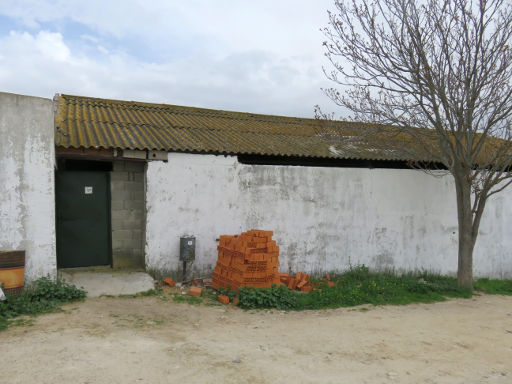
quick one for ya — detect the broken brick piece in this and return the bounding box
[218,294,230,304]
[288,277,298,290]
[190,286,203,297]
[327,281,335,287]
[301,284,313,293]
[163,277,175,287]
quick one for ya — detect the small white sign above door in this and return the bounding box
[84,186,93,194]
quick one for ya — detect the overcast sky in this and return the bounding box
[0,1,339,117]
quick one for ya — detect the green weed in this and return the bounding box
[238,285,297,310]
[217,287,237,301]
[236,266,476,311]
[0,277,86,331]
[474,278,512,295]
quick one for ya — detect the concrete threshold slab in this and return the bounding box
[58,268,155,298]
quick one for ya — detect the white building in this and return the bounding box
[1,91,511,281]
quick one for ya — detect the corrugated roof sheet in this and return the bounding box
[54,94,431,161]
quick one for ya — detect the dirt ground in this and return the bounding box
[1,293,511,384]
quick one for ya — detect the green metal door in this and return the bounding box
[56,171,111,268]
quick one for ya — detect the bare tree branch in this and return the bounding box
[320,0,512,288]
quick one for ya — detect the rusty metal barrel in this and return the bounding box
[0,250,25,295]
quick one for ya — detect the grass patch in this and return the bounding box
[474,278,512,295]
[172,294,202,305]
[168,287,222,306]
[201,289,223,306]
[237,266,474,310]
[116,289,163,299]
[0,277,86,331]
[294,268,471,310]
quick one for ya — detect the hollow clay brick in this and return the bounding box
[190,286,203,296]
[212,230,280,291]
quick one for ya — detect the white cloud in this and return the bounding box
[96,45,109,55]
[0,1,338,117]
[0,1,335,53]
[33,31,70,61]
[80,34,99,44]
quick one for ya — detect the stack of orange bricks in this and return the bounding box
[212,230,281,290]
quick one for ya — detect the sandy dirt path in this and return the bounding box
[1,293,511,383]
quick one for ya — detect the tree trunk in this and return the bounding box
[454,173,475,289]
[457,224,474,289]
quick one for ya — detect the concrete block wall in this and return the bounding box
[110,161,146,269]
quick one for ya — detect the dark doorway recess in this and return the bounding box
[57,158,113,172]
[56,171,111,268]
[237,154,447,170]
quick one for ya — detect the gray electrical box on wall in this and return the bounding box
[179,236,195,261]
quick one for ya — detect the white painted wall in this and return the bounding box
[146,153,512,279]
[0,92,56,281]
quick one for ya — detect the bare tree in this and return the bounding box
[319,0,512,288]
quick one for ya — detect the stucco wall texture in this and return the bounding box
[0,92,56,281]
[146,153,512,279]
